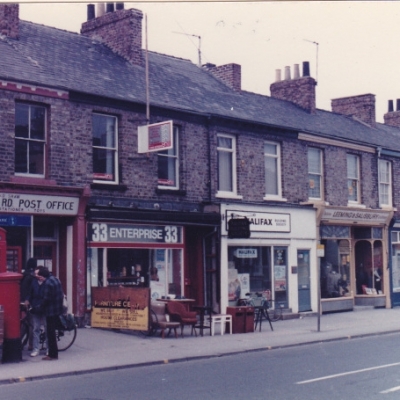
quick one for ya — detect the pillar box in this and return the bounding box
[0,228,22,363]
[0,228,7,273]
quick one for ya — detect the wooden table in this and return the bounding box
[156,298,195,311]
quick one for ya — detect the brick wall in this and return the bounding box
[81,8,143,66]
[331,94,376,127]
[270,76,316,114]
[0,3,19,39]
[204,63,241,91]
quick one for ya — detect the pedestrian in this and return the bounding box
[20,258,37,351]
[36,266,64,361]
[26,267,47,357]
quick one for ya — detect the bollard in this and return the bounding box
[0,272,22,363]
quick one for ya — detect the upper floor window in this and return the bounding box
[308,147,323,200]
[379,159,392,207]
[264,141,282,198]
[217,134,237,196]
[347,154,360,203]
[92,113,118,183]
[15,103,46,176]
[158,127,179,189]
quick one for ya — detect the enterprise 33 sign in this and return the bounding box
[226,210,291,233]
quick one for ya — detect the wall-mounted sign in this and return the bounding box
[138,120,173,153]
[0,214,31,227]
[0,193,79,216]
[88,223,183,244]
[321,208,390,225]
[91,287,149,331]
[226,210,291,233]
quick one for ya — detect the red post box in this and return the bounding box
[0,228,22,363]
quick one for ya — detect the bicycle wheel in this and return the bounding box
[140,309,158,337]
[56,325,77,351]
[268,301,283,322]
[20,319,30,349]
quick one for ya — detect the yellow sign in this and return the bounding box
[91,287,150,331]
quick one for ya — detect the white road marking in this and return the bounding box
[380,385,400,394]
[297,362,400,384]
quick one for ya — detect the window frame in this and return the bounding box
[157,126,179,190]
[378,159,392,207]
[216,133,241,198]
[14,102,47,178]
[347,154,361,204]
[263,141,282,200]
[92,113,119,184]
[307,147,323,200]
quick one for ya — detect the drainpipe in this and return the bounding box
[206,115,212,202]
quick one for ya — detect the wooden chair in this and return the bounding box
[166,301,198,337]
[151,302,180,339]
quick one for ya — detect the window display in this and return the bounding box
[227,246,287,307]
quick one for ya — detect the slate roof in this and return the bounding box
[1,20,400,152]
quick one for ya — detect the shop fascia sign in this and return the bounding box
[0,193,79,216]
[226,210,291,233]
[234,248,258,258]
[88,222,183,244]
[321,208,390,225]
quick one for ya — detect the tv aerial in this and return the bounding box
[172,31,202,67]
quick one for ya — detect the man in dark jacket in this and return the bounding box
[36,266,64,361]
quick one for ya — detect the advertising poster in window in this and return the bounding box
[274,265,287,291]
[238,273,250,298]
[228,269,241,301]
[91,287,149,331]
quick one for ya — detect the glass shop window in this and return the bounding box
[320,239,351,299]
[227,246,287,308]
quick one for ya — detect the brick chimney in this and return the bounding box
[270,61,316,114]
[203,63,241,91]
[0,3,19,39]
[383,99,400,128]
[331,94,376,127]
[81,4,143,66]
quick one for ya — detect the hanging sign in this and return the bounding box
[138,120,173,153]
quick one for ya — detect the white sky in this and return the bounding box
[5,1,400,122]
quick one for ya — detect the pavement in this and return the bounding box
[1,306,400,386]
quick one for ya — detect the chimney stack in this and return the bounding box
[81,6,144,66]
[383,98,400,128]
[0,3,19,39]
[203,63,242,91]
[270,61,316,114]
[331,94,376,127]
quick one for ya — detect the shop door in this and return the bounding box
[391,248,400,307]
[297,250,311,312]
[34,242,57,272]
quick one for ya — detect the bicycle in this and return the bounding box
[20,304,77,351]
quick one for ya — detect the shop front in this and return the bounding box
[220,204,317,315]
[389,220,400,307]
[86,206,221,316]
[318,207,392,312]
[0,184,88,317]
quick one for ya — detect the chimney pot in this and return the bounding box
[284,66,291,80]
[87,4,95,21]
[396,99,400,111]
[294,64,300,79]
[106,3,114,13]
[116,3,124,10]
[275,69,281,82]
[96,3,105,17]
[303,61,310,77]
[388,100,394,112]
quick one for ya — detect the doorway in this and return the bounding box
[297,249,311,312]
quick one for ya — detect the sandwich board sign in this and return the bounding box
[138,120,173,153]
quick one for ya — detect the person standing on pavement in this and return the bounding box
[20,258,37,351]
[36,266,64,361]
[25,267,47,357]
